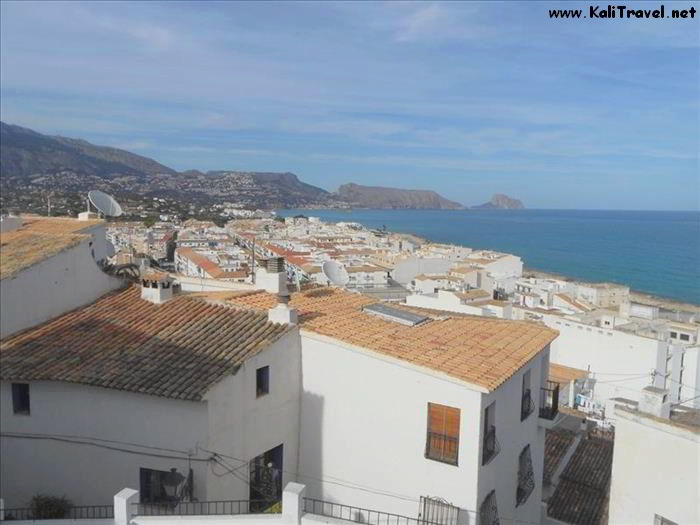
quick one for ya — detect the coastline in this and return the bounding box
[524,268,700,314]
[277,208,700,309]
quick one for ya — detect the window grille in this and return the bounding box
[478,491,499,525]
[425,403,460,465]
[516,445,535,506]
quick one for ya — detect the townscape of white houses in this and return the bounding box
[1,212,698,525]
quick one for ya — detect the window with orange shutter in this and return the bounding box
[425,402,460,465]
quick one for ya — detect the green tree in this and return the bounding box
[143,216,157,228]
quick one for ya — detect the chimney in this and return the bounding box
[638,385,671,419]
[256,256,288,295]
[260,257,298,325]
[140,270,175,304]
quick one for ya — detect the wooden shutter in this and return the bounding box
[427,403,460,464]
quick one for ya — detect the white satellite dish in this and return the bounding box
[88,190,123,217]
[322,260,350,286]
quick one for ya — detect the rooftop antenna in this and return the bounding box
[322,260,350,287]
[88,190,123,218]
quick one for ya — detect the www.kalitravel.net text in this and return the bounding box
[549,4,696,18]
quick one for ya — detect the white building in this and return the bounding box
[229,287,559,525]
[1,276,301,508]
[0,215,124,339]
[608,388,700,525]
[575,282,629,309]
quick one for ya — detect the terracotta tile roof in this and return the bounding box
[544,428,577,484]
[450,266,477,275]
[228,288,558,391]
[547,437,613,525]
[0,216,104,280]
[0,286,292,401]
[176,248,227,279]
[550,363,589,385]
[456,289,491,300]
[345,265,387,274]
[554,293,592,312]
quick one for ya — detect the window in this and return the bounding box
[256,366,269,397]
[680,333,690,342]
[482,401,499,465]
[139,467,188,504]
[521,370,533,421]
[425,402,460,465]
[516,445,535,506]
[479,490,499,525]
[12,383,30,415]
[670,331,678,339]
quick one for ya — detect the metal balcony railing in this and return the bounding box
[303,497,442,525]
[2,505,114,520]
[520,389,534,421]
[481,425,500,465]
[132,500,279,516]
[539,381,560,420]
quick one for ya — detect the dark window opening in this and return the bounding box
[479,490,499,525]
[680,333,690,342]
[12,383,30,415]
[482,401,499,465]
[139,467,190,504]
[521,370,533,421]
[425,402,460,466]
[256,366,270,397]
[249,444,283,511]
[516,445,535,506]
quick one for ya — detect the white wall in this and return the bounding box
[0,239,124,338]
[205,330,303,501]
[0,381,209,507]
[542,314,665,404]
[405,293,510,320]
[299,332,489,521]
[476,349,549,525]
[608,407,700,525]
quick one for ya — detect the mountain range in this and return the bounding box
[0,122,523,214]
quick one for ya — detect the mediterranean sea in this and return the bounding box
[277,209,700,306]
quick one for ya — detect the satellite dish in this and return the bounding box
[88,190,123,217]
[322,260,350,286]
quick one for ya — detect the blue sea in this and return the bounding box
[278,209,700,306]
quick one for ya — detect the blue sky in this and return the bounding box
[1,1,698,210]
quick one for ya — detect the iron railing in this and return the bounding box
[132,500,279,516]
[539,381,560,420]
[481,425,500,466]
[2,505,114,520]
[425,431,459,465]
[419,496,460,525]
[303,497,441,525]
[520,389,534,421]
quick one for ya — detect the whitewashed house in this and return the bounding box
[229,287,559,525]
[1,274,301,508]
[0,216,123,338]
[608,388,700,525]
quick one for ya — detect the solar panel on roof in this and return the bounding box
[362,303,429,326]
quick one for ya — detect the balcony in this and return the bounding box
[520,389,534,421]
[539,381,560,424]
[481,425,500,465]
